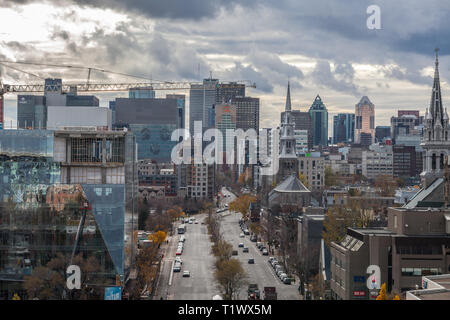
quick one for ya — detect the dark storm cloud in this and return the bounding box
[0,0,252,19]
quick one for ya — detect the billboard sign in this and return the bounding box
[104,286,122,300]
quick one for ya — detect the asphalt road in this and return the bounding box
[154,187,300,300]
[167,214,220,300]
[220,210,301,300]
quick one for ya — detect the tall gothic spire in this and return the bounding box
[285,81,291,111]
[430,48,444,127]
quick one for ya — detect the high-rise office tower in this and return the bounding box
[215,103,237,163]
[167,94,186,129]
[355,96,375,145]
[309,95,328,146]
[333,113,355,144]
[189,78,218,133]
[216,82,245,104]
[233,97,259,132]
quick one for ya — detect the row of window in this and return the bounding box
[401,268,441,277]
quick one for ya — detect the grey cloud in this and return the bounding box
[221,62,273,93]
[311,60,360,96]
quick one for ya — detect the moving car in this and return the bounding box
[232,250,238,256]
[240,233,245,238]
[248,258,255,264]
[243,247,249,253]
[238,243,244,248]
[183,270,190,277]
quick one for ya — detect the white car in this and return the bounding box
[183,270,190,277]
[240,233,245,238]
[175,257,183,265]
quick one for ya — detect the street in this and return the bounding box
[153,187,300,300]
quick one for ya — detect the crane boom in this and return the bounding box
[1,81,256,94]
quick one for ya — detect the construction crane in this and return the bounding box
[0,60,257,128]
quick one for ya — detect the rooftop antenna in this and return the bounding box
[209,70,213,80]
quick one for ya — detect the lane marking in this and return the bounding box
[168,260,175,286]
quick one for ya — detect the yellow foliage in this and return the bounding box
[229,194,257,219]
[393,295,400,300]
[151,230,167,245]
[376,283,387,300]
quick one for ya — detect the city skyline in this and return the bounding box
[0,1,449,135]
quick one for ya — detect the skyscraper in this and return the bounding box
[309,95,328,146]
[215,103,237,163]
[355,96,375,145]
[216,82,245,104]
[189,78,218,133]
[234,97,260,132]
[333,113,355,144]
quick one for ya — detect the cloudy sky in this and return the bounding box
[0,0,449,136]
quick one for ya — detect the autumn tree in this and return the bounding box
[131,244,160,299]
[229,194,256,220]
[299,172,309,188]
[322,199,368,248]
[23,253,107,300]
[325,166,339,187]
[374,174,398,197]
[214,258,248,300]
[212,239,233,264]
[151,230,167,246]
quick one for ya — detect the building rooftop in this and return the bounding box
[272,174,311,193]
[407,275,450,300]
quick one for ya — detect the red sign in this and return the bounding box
[353,291,366,297]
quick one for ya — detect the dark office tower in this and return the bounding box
[17,95,46,129]
[375,126,391,142]
[166,94,186,129]
[189,78,218,133]
[359,132,373,146]
[281,110,313,150]
[233,97,259,132]
[309,95,328,146]
[216,82,246,104]
[333,113,355,144]
[109,101,116,127]
[355,96,375,144]
[393,145,417,178]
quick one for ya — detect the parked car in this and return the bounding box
[268,257,275,263]
[175,257,183,265]
[244,229,250,235]
[183,270,190,277]
[243,247,249,253]
[280,273,287,281]
[238,243,244,248]
[271,259,278,267]
[277,270,284,278]
[240,233,245,238]
[232,250,238,256]
[248,258,255,264]
[256,242,262,249]
[283,277,292,285]
[173,263,181,272]
[262,249,268,256]
[176,249,182,255]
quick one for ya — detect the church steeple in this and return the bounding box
[421,48,450,188]
[285,81,292,112]
[430,48,444,128]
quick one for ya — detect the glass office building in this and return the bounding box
[0,129,136,300]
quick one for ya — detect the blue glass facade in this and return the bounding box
[130,123,177,162]
[333,113,355,144]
